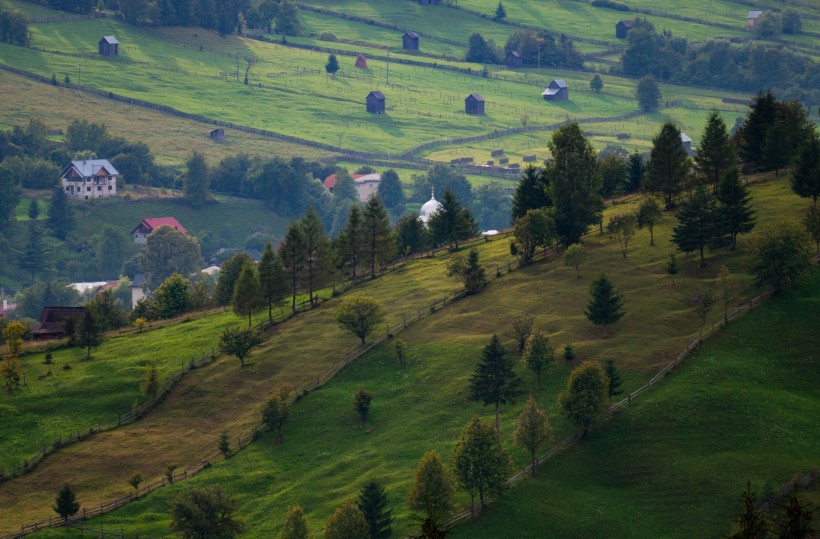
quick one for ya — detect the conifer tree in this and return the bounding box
[762,120,790,176]
[585,274,625,338]
[140,364,161,400]
[452,418,512,510]
[27,198,40,220]
[666,252,679,286]
[513,396,552,476]
[728,481,768,539]
[717,168,756,250]
[523,329,554,389]
[494,1,506,20]
[299,208,330,306]
[258,241,288,324]
[339,205,364,279]
[18,221,53,283]
[47,184,75,240]
[325,53,339,75]
[446,248,487,294]
[738,91,778,170]
[589,74,603,93]
[53,484,80,525]
[469,334,524,434]
[805,205,820,256]
[78,309,103,360]
[357,481,393,539]
[774,495,815,539]
[511,165,550,221]
[696,111,736,194]
[672,185,721,267]
[280,222,305,313]
[362,195,395,278]
[646,122,690,209]
[429,190,478,249]
[625,151,645,193]
[603,359,623,403]
[792,133,820,208]
[232,261,263,329]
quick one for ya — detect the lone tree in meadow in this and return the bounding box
[523,329,554,389]
[589,73,603,93]
[324,500,370,539]
[357,481,393,539]
[280,505,310,539]
[352,385,374,421]
[494,1,506,20]
[728,481,768,539]
[510,312,534,354]
[469,334,524,435]
[336,295,385,346]
[563,243,587,278]
[325,53,339,75]
[219,327,262,367]
[513,395,552,476]
[512,208,556,264]
[170,485,246,539]
[635,75,661,112]
[607,214,638,258]
[666,252,679,286]
[636,196,663,246]
[262,393,290,443]
[78,309,104,360]
[446,248,487,294]
[603,359,623,403]
[53,484,80,526]
[451,417,512,511]
[406,450,456,538]
[585,274,625,338]
[557,361,608,437]
[751,222,812,293]
[128,473,143,496]
[140,365,161,400]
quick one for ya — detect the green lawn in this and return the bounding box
[452,269,820,539]
[15,175,809,538]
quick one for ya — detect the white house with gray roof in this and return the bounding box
[60,159,119,200]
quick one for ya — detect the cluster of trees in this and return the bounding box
[751,9,803,37]
[466,29,584,69]
[728,482,815,539]
[114,0,301,36]
[619,18,819,107]
[0,7,29,46]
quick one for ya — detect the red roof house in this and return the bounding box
[131,217,187,244]
[323,173,365,192]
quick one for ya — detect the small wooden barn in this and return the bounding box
[747,10,763,29]
[542,79,569,101]
[209,128,225,141]
[418,0,438,4]
[355,54,368,68]
[403,31,420,51]
[506,50,522,68]
[465,93,485,115]
[99,35,119,56]
[615,20,633,39]
[366,91,386,114]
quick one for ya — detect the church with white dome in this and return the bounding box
[419,188,443,224]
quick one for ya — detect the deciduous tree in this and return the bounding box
[694,286,717,342]
[141,364,161,400]
[214,253,254,307]
[563,243,587,278]
[512,208,555,264]
[219,326,261,367]
[585,274,625,338]
[607,214,638,258]
[451,418,512,510]
[324,500,369,539]
[805,205,820,256]
[262,393,289,442]
[138,227,202,289]
[280,505,310,539]
[352,385,374,421]
[469,334,524,434]
[636,196,664,246]
[589,73,603,93]
[751,222,812,292]
[557,361,608,436]
[170,485,246,539]
[446,248,487,294]
[183,151,210,204]
[510,312,534,354]
[666,252,679,286]
[0,168,21,231]
[336,295,385,346]
[513,396,552,475]
[523,329,553,389]
[406,450,456,537]
[792,133,820,208]
[78,309,103,360]
[636,76,661,112]
[152,273,192,320]
[377,169,404,209]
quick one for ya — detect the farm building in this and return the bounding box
[209,128,225,140]
[32,307,86,341]
[615,20,633,39]
[60,159,119,200]
[542,80,569,101]
[419,189,442,225]
[506,50,522,67]
[99,35,119,56]
[403,31,420,50]
[747,10,763,29]
[681,132,696,157]
[355,54,368,68]
[465,93,485,115]
[366,91,386,113]
[323,173,381,202]
[131,217,188,244]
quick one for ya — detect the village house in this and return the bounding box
[31,307,86,341]
[615,20,633,39]
[130,274,146,308]
[131,217,187,244]
[99,35,119,56]
[366,91,386,113]
[323,173,381,202]
[403,31,420,51]
[60,159,120,200]
[465,93,485,115]
[542,79,569,101]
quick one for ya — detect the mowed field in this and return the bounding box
[5,175,808,537]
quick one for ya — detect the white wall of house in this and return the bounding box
[62,175,117,200]
[354,173,381,202]
[131,286,145,309]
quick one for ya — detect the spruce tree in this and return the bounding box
[761,120,790,176]
[78,309,104,360]
[280,222,305,313]
[792,133,820,208]
[232,261,263,329]
[47,184,75,240]
[646,122,690,209]
[728,481,768,539]
[468,334,524,434]
[666,252,679,286]
[357,481,393,539]
[585,274,625,338]
[362,195,395,278]
[738,91,778,170]
[512,164,550,221]
[53,484,80,525]
[625,151,645,193]
[339,205,364,278]
[603,359,623,403]
[429,190,478,249]
[325,53,339,75]
[717,168,756,250]
[27,198,40,220]
[258,241,288,324]
[494,1,506,20]
[299,208,331,305]
[18,221,53,283]
[672,185,721,268]
[696,110,736,194]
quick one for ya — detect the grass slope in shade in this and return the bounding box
[452,271,820,539]
[0,310,253,470]
[28,177,806,537]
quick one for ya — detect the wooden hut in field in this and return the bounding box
[403,32,420,51]
[615,20,633,39]
[506,50,522,67]
[465,93,485,115]
[542,79,569,101]
[747,10,763,29]
[366,91,386,113]
[99,36,119,56]
[209,128,225,141]
[355,54,368,68]
[418,0,438,4]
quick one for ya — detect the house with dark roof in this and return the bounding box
[747,10,763,29]
[403,31,420,50]
[366,91,386,113]
[60,159,120,200]
[131,217,188,244]
[32,307,86,341]
[506,50,522,68]
[99,36,118,56]
[465,93,485,115]
[542,79,569,101]
[615,20,633,39]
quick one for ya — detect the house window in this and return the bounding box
[97,186,102,191]
[87,187,91,191]
[108,186,113,190]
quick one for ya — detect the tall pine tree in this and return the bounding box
[357,481,393,539]
[429,190,478,249]
[18,221,53,283]
[672,185,721,267]
[646,122,690,209]
[468,334,524,434]
[232,261,263,329]
[299,208,331,306]
[257,240,288,324]
[717,168,756,250]
[737,91,778,170]
[585,274,625,338]
[792,133,820,208]
[47,185,75,240]
[362,195,395,279]
[695,111,736,194]
[339,205,364,279]
[279,222,305,313]
[511,164,551,221]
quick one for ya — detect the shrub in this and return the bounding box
[319,30,338,41]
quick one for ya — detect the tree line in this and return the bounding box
[466,28,584,69]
